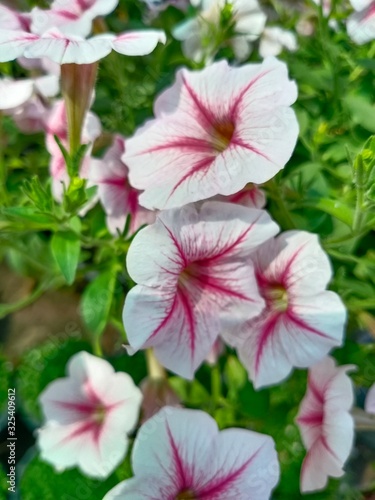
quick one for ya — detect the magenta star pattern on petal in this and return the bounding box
[123,57,299,210]
[37,351,143,478]
[123,202,279,378]
[223,231,347,389]
[104,407,280,500]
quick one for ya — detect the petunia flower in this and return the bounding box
[173,0,266,63]
[296,356,355,493]
[89,136,156,236]
[104,406,280,500]
[31,0,120,37]
[123,202,279,379]
[347,0,375,44]
[259,27,298,58]
[0,26,165,156]
[124,58,298,210]
[37,351,143,479]
[223,231,346,389]
[365,383,375,414]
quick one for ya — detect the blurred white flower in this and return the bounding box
[173,0,266,63]
[259,26,298,57]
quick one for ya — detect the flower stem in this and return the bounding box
[353,157,366,233]
[93,337,103,357]
[211,364,222,407]
[0,113,8,205]
[61,63,98,170]
[146,349,166,380]
[266,179,295,230]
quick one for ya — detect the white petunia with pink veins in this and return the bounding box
[37,351,143,479]
[104,406,280,500]
[296,356,355,493]
[123,202,279,379]
[31,0,120,37]
[0,27,166,65]
[89,136,156,236]
[222,231,347,389]
[123,57,299,210]
[347,0,375,44]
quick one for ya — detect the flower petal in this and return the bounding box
[0,29,39,62]
[23,30,114,64]
[296,357,355,493]
[112,30,166,56]
[0,78,33,110]
[365,383,375,414]
[236,292,346,388]
[347,4,375,44]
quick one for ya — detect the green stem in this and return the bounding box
[266,179,296,230]
[0,277,60,319]
[349,298,375,311]
[93,337,103,357]
[0,113,8,205]
[353,159,366,233]
[211,364,222,407]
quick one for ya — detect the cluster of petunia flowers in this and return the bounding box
[37,351,356,497]
[0,0,365,497]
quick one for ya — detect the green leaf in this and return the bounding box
[19,453,131,500]
[238,381,270,419]
[80,269,117,338]
[224,355,247,398]
[1,207,56,225]
[51,230,80,285]
[16,338,90,423]
[345,94,375,133]
[303,198,354,227]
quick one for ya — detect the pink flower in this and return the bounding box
[223,231,346,388]
[365,383,375,414]
[124,58,299,210]
[45,100,101,200]
[0,27,166,64]
[347,0,375,44]
[0,4,30,31]
[31,0,119,37]
[104,406,280,500]
[89,136,155,235]
[296,356,355,493]
[37,351,143,478]
[215,183,266,209]
[123,202,279,378]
